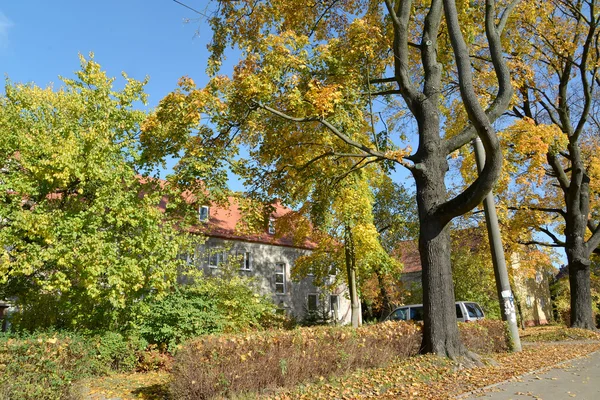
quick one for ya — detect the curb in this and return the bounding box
[455,347,600,399]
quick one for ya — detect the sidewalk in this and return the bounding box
[463,349,600,399]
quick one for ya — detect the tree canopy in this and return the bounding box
[150,0,522,357]
[0,56,195,331]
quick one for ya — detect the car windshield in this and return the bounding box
[465,303,484,318]
[390,308,408,321]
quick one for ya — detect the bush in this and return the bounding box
[0,331,147,399]
[96,331,147,371]
[171,322,421,399]
[0,332,102,399]
[459,320,509,353]
[138,277,285,351]
[171,320,508,399]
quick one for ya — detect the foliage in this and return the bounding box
[138,275,283,351]
[269,342,600,400]
[0,331,145,400]
[171,320,507,399]
[450,230,501,320]
[157,0,519,356]
[0,55,197,333]
[488,0,600,328]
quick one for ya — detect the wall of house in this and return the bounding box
[195,237,352,325]
[513,271,553,327]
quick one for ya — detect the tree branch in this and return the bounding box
[507,205,567,218]
[442,0,520,154]
[384,0,426,112]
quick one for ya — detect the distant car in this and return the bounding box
[385,301,485,323]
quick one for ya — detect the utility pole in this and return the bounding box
[473,137,522,352]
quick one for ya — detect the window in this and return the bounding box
[526,295,533,308]
[329,264,337,276]
[389,308,408,321]
[456,304,464,319]
[208,248,226,268]
[275,262,286,294]
[330,295,339,314]
[268,217,276,235]
[465,303,484,318]
[239,251,252,271]
[410,306,424,321]
[199,205,210,222]
[307,294,318,312]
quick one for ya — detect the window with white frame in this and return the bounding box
[330,295,339,314]
[208,248,226,268]
[275,262,286,294]
[329,264,337,276]
[307,294,318,312]
[268,217,276,235]
[199,205,210,222]
[239,250,252,271]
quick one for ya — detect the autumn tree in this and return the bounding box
[288,172,400,327]
[370,176,418,318]
[0,57,198,331]
[160,0,520,358]
[501,0,600,329]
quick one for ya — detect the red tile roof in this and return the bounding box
[396,228,487,274]
[396,240,422,273]
[143,176,314,249]
[195,197,315,249]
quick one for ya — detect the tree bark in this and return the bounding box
[568,259,594,328]
[562,144,596,329]
[413,132,468,357]
[345,225,361,328]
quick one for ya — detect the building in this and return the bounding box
[188,198,352,324]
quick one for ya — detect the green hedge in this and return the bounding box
[0,331,146,400]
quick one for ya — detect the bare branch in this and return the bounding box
[370,77,397,84]
[518,239,564,248]
[507,205,567,218]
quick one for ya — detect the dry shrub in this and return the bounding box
[171,321,420,399]
[460,319,509,353]
[171,320,508,399]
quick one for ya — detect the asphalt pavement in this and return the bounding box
[463,350,600,400]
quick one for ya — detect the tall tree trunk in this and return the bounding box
[564,146,595,329]
[345,225,361,328]
[413,120,469,358]
[568,259,594,328]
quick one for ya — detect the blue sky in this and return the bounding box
[0,0,247,184]
[1,1,212,109]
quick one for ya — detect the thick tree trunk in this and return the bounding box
[413,125,470,358]
[419,218,467,357]
[567,258,595,329]
[564,147,596,329]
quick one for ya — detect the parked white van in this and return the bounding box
[386,301,485,323]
